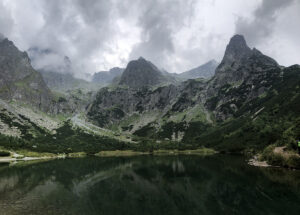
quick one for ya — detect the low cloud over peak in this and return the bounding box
[0,0,299,78]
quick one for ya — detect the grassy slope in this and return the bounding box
[132,66,300,158]
[190,66,300,154]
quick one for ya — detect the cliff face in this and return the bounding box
[206,35,282,120]
[0,38,54,112]
[0,38,75,114]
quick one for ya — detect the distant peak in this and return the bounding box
[0,33,6,42]
[138,56,146,61]
[227,34,249,51]
[0,38,13,45]
[220,34,251,64]
[230,34,246,43]
[206,59,218,65]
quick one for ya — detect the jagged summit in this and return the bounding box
[119,57,167,88]
[212,34,279,87]
[227,34,250,52]
[219,34,252,68]
[137,56,146,61]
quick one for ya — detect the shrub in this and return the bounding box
[0,151,10,157]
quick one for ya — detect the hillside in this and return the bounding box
[0,38,54,112]
[87,35,300,163]
[40,70,98,92]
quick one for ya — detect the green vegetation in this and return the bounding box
[0,150,10,157]
[131,66,300,168]
[260,145,300,169]
[95,147,216,157]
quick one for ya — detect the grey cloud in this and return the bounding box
[235,0,295,46]
[0,2,14,39]
[1,0,299,77]
[12,0,116,79]
[128,0,196,69]
[0,33,5,41]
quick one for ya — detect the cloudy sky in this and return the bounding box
[0,0,299,79]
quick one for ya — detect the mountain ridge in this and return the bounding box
[1,34,300,168]
[178,60,218,80]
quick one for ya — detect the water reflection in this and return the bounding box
[0,155,300,215]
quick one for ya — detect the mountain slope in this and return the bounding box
[192,65,300,154]
[179,60,218,80]
[0,38,54,112]
[40,70,97,92]
[206,34,281,120]
[92,67,124,85]
[88,34,298,152]
[119,57,169,88]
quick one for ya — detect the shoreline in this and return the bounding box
[248,147,300,169]
[0,148,217,163]
[248,156,271,167]
[0,155,65,163]
[95,148,217,157]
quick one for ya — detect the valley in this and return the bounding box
[0,34,299,168]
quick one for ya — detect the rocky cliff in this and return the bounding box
[206,34,282,120]
[119,57,170,88]
[0,38,55,112]
[0,37,74,114]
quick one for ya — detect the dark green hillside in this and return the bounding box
[189,65,300,151]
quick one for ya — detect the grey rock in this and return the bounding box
[0,38,54,112]
[88,34,283,127]
[92,67,124,85]
[119,57,169,88]
[179,60,218,80]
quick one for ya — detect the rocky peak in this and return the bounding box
[0,38,55,112]
[206,59,219,66]
[119,57,166,88]
[211,34,279,87]
[216,35,251,73]
[225,35,251,56]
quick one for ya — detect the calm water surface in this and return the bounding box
[0,155,300,215]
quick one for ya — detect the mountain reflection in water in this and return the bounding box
[0,155,300,215]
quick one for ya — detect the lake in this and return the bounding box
[0,155,300,215]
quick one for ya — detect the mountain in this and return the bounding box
[206,34,281,120]
[211,34,279,88]
[87,34,300,154]
[1,34,300,168]
[92,67,124,85]
[178,60,218,80]
[0,38,54,112]
[118,57,170,88]
[40,70,96,92]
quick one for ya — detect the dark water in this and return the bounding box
[0,155,300,215]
